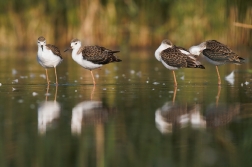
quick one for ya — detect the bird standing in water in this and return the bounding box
[155,39,205,86]
[189,40,245,85]
[64,39,121,85]
[37,36,63,85]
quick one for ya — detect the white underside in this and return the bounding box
[203,54,225,66]
[161,59,178,70]
[72,52,103,70]
[71,101,102,134]
[37,48,62,68]
[38,101,60,134]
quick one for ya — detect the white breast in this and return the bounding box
[37,49,62,68]
[72,52,102,70]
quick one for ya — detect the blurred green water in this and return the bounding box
[0,48,251,166]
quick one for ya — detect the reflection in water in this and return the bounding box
[38,85,60,134]
[71,101,109,134]
[155,101,240,133]
[91,85,95,100]
[156,86,240,133]
[155,102,205,133]
[225,71,235,85]
[206,85,240,128]
[205,103,240,128]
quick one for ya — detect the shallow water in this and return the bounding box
[0,48,252,166]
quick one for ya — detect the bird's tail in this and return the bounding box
[195,64,205,69]
[115,58,122,62]
[239,57,246,63]
[109,50,120,54]
[233,57,246,65]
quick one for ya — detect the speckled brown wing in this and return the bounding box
[160,47,189,68]
[206,40,233,53]
[82,45,121,65]
[46,44,63,59]
[203,49,244,64]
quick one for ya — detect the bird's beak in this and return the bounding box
[64,47,72,52]
[41,45,43,51]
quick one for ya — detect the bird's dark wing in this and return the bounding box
[203,49,244,64]
[82,46,121,64]
[206,40,233,53]
[46,44,63,59]
[160,47,188,68]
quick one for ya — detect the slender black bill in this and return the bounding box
[41,45,43,51]
[64,47,72,52]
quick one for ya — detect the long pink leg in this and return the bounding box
[172,70,177,87]
[216,66,221,85]
[54,67,58,85]
[45,69,50,85]
[90,70,96,85]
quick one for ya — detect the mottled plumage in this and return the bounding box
[64,38,121,85]
[203,40,244,65]
[77,45,121,64]
[46,44,63,59]
[161,47,205,69]
[189,40,245,85]
[155,39,205,86]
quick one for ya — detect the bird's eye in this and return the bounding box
[75,43,77,45]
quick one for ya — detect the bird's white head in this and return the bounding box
[37,36,46,51]
[64,38,82,53]
[70,39,82,51]
[155,39,173,61]
[160,39,173,50]
[189,42,206,56]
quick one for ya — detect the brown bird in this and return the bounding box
[155,39,205,86]
[189,40,245,85]
[64,39,121,85]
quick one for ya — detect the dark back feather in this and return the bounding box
[203,49,243,64]
[46,44,63,59]
[81,46,121,64]
[161,47,204,69]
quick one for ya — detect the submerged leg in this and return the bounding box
[172,70,177,87]
[54,84,58,101]
[90,70,96,85]
[215,66,221,85]
[172,86,177,104]
[216,85,221,106]
[45,69,50,85]
[46,84,50,101]
[54,67,58,85]
[91,85,96,100]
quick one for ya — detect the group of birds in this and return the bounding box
[37,36,245,86]
[37,36,121,85]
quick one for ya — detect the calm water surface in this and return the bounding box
[0,48,252,166]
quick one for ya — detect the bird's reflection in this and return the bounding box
[155,102,205,133]
[205,85,240,128]
[38,85,60,134]
[205,103,240,128]
[155,88,205,133]
[71,100,109,134]
[155,86,240,133]
[71,86,113,135]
